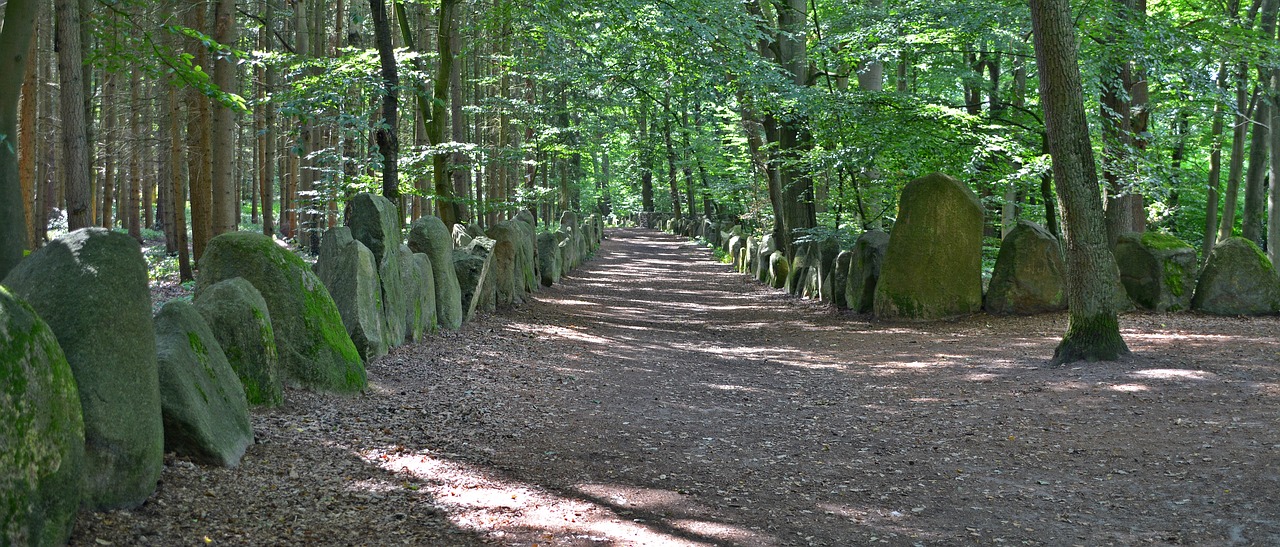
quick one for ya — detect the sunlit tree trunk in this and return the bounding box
[0,0,40,278]
[1030,0,1130,365]
[211,0,238,235]
[18,25,40,250]
[56,0,91,230]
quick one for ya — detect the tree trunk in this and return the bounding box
[432,0,462,226]
[211,0,238,235]
[127,69,143,242]
[56,0,92,230]
[1030,0,1130,365]
[0,0,41,278]
[19,26,40,250]
[1219,66,1250,240]
[1204,61,1229,256]
[370,0,400,200]
[1243,100,1269,244]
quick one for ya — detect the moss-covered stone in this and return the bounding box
[0,287,84,546]
[313,228,387,361]
[399,246,437,341]
[344,193,407,347]
[196,232,365,393]
[984,221,1067,315]
[192,278,283,407]
[153,301,253,468]
[1191,237,1280,315]
[768,251,789,289]
[1114,232,1197,312]
[845,230,889,314]
[874,173,984,320]
[407,215,464,330]
[756,235,778,283]
[486,220,535,307]
[537,231,562,287]
[3,228,161,510]
[833,250,853,309]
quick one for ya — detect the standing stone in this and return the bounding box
[1191,237,1280,315]
[313,228,387,361]
[845,230,889,313]
[193,278,283,407]
[557,229,577,273]
[400,248,437,341]
[1114,232,1198,312]
[728,234,746,272]
[833,250,853,309]
[509,215,540,292]
[537,231,562,287]
[515,209,537,228]
[984,221,1067,315]
[407,215,464,330]
[874,173,984,320]
[768,251,789,289]
[786,238,838,300]
[344,193,407,347]
[454,239,496,321]
[196,232,366,393]
[487,220,535,304]
[3,228,161,510]
[744,237,759,275]
[756,235,778,283]
[153,301,254,468]
[0,288,84,546]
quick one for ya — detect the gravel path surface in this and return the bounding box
[73,227,1280,546]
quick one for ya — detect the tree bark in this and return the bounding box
[1030,0,1130,365]
[1242,100,1269,244]
[432,0,462,226]
[211,0,238,235]
[56,0,92,230]
[128,68,143,241]
[1204,61,1229,256]
[185,1,214,261]
[0,0,41,279]
[370,0,400,200]
[18,26,40,250]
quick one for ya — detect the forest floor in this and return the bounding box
[73,227,1280,546]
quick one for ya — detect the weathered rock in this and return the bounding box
[728,234,746,272]
[984,221,1067,315]
[196,232,366,393]
[407,215,464,330]
[768,251,790,289]
[454,238,496,321]
[515,210,537,228]
[756,235,778,283]
[344,194,407,347]
[557,229,578,273]
[153,301,253,468]
[787,238,839,300]
[845,230,889,313]
[537,231,562,287]
[487,220,536,304]
[313,228,386,361]
[509,215,540,292]
[874,173,984,320]
[193,278,283,407]
[3,228,161,510]
[399,246,437,341]
[833,250,853,309]
[453,224,473,248]
[744,237,759,275]
[0,288,84,546]
[1191,237,1280,315]
[1114,232,1198,312]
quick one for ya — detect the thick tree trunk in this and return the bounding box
[1242,101,1269,243]
[56,0,92,230]
[370,0,400,200]
[1030,0,1130,365]
[211,0,238,235]
[432,0,462,227]
[0,0,41,278]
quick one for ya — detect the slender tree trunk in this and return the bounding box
[370,0,400,200]
[18,26,40,250]
[1030,0,1130,364]
[1204,61,1230,256]
[1243,100,1269,244]
[127,69,143,242]
[432,0,461,226]
[211,0,238,235]
[56,0,91,230]
[1219,67,1251,240]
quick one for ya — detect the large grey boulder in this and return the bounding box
[407,215,464,330]
[3,228,161,510]
[314,228,387,361]
[984,221,1067,315]
[874,172,984,320]
[454,238,497,322]
[537,231,562,287]
[845,230,889,313]
[768,251,789,289]
[557,229,578,273]
[486,220,534,305]
[510,215,540,292]
[1191,237,1280,315]
[0,288,84,546]
[153,301,253,468]
[400,247,437,341]
[786,238,839,301]
[1115,232,1198,312]
[344,193,406,347]
[193,278,283,407]
[515,209,537,228]
[728,233,747,272]
[744,237,759,276]
[833,250,854,309]
[196,232,366,393]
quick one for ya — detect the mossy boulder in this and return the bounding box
[984,221,1067,315]
[1114,232,1198,312]
[196,232,366,393]
[833,250,853,309]
[1191,237,1280,315]
[787,238,839,301]
[768,251,789,289]
[845,230,889,314]
[407,215,464,330]
[454,239,496,322]
[744,237,759,276]
[313,228,387,361]
[3,228,161,510]
[344,193,407,347]
[0,287,84,546]
[557,229,578,273]
[756,235,778,283]
[510,216,540,293]
[874,173,984,320]
[537,231,562,287]
[486,220,535,305]
[399,246,437,341]
[153,301,253,468]
[728,234,747,272]
[193,278,283,407]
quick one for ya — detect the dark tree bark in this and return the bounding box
[1030,0,1131,365]
[0,0,41,279]
[432,0,462,226]
[370,0,400,201]
[56,0,92,230]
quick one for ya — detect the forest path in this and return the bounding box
[74,228,1280,546]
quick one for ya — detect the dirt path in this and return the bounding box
[75,227,1280,546]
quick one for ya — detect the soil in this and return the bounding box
[72,227,1280,546]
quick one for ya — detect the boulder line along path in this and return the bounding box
[73,227,1280,546]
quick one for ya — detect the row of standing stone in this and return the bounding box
[0,194,604,546]
[664,172,1280,319]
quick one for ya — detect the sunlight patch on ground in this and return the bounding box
[1109,383,1150,392]
[541,298,599,307]
[505,323,615,345]
[701,383,768,394]
[815,502,938,541]
[1131,369,1215,381]
[357,448,763,546]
